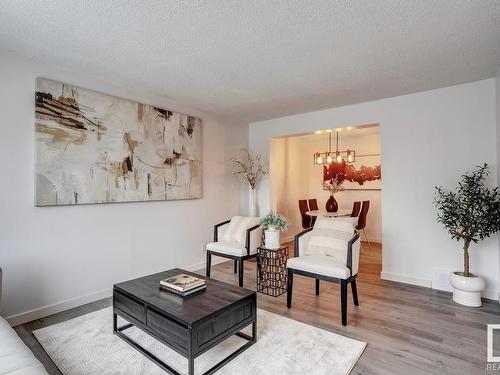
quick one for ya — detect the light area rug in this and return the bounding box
[33,307,366,375]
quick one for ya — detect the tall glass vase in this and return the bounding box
[249,188,258,217]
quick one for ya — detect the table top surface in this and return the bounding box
[258,246,288,251]
[305,208,352,217]
[113,268,255,325]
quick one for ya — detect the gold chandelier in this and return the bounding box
[313,131,355,165]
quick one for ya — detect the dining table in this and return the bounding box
[305,208,352,218]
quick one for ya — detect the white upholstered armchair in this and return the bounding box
[206,216,261,287]
[287,217,361,326]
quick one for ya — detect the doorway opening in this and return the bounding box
[269,123,382,277]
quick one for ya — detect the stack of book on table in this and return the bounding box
[160,274,206,296]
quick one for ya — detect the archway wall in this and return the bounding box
[250,78,499,300]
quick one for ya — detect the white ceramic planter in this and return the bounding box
[264,229,280,249]
[449,272,485,307]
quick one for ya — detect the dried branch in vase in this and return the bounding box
[322,177,344,195]
[229,148,268,189]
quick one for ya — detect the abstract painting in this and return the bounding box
[323,154,381,190]
[35,78,202,206]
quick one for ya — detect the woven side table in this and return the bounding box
[256,246,288,297]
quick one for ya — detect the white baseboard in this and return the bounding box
[6,257,231,327]
[381,271,500,301]
[6,288,112,327]
[365,238,382,244]
[380,271,432,288]
[482,288,499,301]
[183,256,229,272]
[6,263,497,326]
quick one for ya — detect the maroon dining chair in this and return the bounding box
[299,200,312,229]
[308,199,319,210]
[351,201,361,217]
[308,199,319,226]
[356,200,371,249]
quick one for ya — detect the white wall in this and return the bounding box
[0,52,248,323]
[497,67,500,301]
[250,79,499,300]
[269,137,288,216]
[272,130,381,243]
[269,137,301,239]
[279,136,306,238]
[497,67,500,187]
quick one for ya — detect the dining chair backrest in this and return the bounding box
[351,201,361,217]
[356,201,370,230]
[308,199,319,211]
[308,199,319,226]
[299,199,311,229]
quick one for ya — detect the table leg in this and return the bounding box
[188,356,194,375]
[252,320,257,343]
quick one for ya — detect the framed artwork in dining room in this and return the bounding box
[323,154,381,190]
[35,78,202,206]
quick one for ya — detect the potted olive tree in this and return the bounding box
[434,164,500,307]
[260,211,288,249]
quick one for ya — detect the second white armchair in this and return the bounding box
[206,216,261,287]
[287,216,361,326]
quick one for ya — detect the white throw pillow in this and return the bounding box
[305,217,355,263]
[222,216,260,244]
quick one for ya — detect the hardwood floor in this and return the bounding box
[15,242,500,374]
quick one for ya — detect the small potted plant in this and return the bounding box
[260,211,288,249]
[434,164,500,307]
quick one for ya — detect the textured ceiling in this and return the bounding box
[1,1,500,123]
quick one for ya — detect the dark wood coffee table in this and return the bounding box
[113,268,257,375]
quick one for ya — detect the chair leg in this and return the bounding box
[315,279,320,295]
[206,252,212,278]
[351,279,359,306]
[341,280,347,326]
[287,269,293,308]
[238,259,244,287]
[233,259,237,274]
[362,229,373,250]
